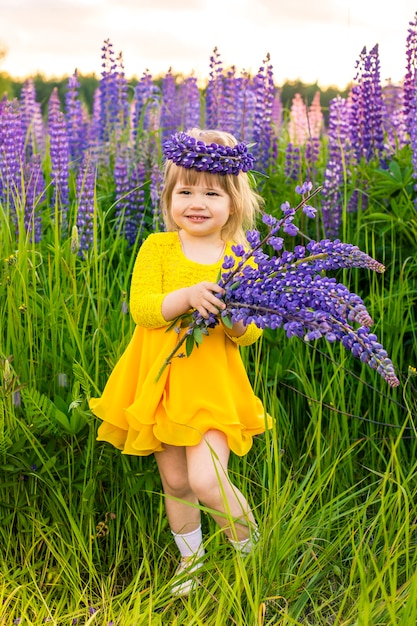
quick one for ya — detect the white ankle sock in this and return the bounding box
[228,527,260,554]
[172,525,204,558]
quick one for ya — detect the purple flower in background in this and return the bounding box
[409,77,417,206]
[89,87,102,158]
[284,142,301,181]
[123,160,147,245]
[349,45,385,165]
[205,47,224,129]
[271,87,283,136]
[99,39,129,143]
[382,83,407,153]
[0,99,25,215]
[321,96,353,237]
[235,71,256,141]
[252,54,276,172]
[132,69,160,140]
[218,65,239,136]
[23,153,46,242]
[76,153,97,255]
[150,162,164,231]
[404,11,417,136]
[48,88,70,222]
[65,70,88,168]
[160,69,180,141]
[179,75,201,131]
[20,78,46,157]
[114,143,130,225]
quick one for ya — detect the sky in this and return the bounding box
[0,0,415,88]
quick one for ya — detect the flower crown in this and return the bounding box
[162,132,256,176]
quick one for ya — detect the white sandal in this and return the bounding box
[170,556,204,596]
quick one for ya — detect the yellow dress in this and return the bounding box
[89,232,271,457]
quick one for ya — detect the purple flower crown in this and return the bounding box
[162,132,256,176]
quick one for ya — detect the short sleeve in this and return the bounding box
[224,323,262,347]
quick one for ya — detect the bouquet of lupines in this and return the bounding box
[160,183,400,388]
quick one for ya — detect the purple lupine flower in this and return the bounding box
[205,47,224,129]
[123,160,147,245]
[346,45,386,214]
[403,11,417,136]
[271,87,283,137]
[89,86,102,158]
[234,71,256,142]
[99,38,119,142]
[321,96,353,237]
[99,39,129,144]
[284,142,301,181]
[180,75,201,131]
[218,65,238,135]
[48,88,70,223]
[114,144,131,237]
[132,69,160,142]
[75,153,97,255]
[160,69,179,141]
[23,153,46,242]
[366,45,385,163]
[115,50,129,129]
[20,78,46,157]
[382,83,407,154]
[409,76,417,206]
[252,54,276,172]
[0,99,25,216]
[65,70,88,168]
[150,161,164,231]
[349,45,385,165]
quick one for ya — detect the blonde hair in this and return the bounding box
[160,128,263,245]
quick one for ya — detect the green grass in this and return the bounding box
[1,135,417,624]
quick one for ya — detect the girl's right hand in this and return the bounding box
[186,282,226,318]
[162,282,226,321]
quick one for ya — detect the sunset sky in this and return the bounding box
[0,0,415,88]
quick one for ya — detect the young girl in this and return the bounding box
[89,128,271,595]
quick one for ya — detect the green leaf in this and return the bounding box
[193,327,204,345]
[54,409,72,433]
[222,315,233,329]
[72,361,91,397]
[185,334,195,357]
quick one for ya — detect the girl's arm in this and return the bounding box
[129,236,169,328]
[130,235,226,327]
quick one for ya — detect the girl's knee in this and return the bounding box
[160,469,191,497]
[188,468,229,502]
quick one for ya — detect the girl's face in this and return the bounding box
[170,180,232,241]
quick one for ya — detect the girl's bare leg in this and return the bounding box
[154,444,201,534]
[186,429,256,541]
